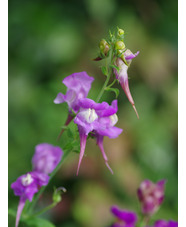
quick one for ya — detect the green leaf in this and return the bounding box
[66,127,74,137]
[105,87,120,98]
[25,217,56,227]
[110,64,120,73]
[101,66,107,76]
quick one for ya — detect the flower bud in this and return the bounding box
[118,28,124,36]
[115,41,125,50]
[53,192,62,203]
[137,179,166,215]
[99,39,110,56]
[53,187,67,204]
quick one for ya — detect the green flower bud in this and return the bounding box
[99,39,110,56]
[52,187,67,204]
[99,39,107,51]
[53,192,62,203]
[118,28,124,36]
[115,41,125,50]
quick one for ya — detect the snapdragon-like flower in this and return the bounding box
[54,72,94,139]
[32,143,63,174]
[11,172,49,227]
[113,49,139,118]
[74,98,123,175]
[110,205,138,227]
[54,71,94,113]
[137,179,166,215]
[149,220,178,227]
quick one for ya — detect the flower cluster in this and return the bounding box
[11,144,63,227]
[110,180,178,227]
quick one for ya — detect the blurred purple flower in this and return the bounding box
[110,205,138,227]
[54,72,94,139]
[149,220,178,227]
[32,143,63,174]
[113,49,139,118]
[74,98,123,175]
[54,71,94,113]
[137,179,166,215]
[11,171,49,227]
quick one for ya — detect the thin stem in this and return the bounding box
[139,215,151,227]
[96,57,111,103]
[106,79,117,89]
[96,72,111,103]
[30,202,57,217]
[27,151,70,214]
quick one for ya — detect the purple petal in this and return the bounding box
[120,78,139,119]
[169,220,178,227]
[96,135,113,174]
[154,220,178,227]
[157,179,166,188]
[54,92,65,104]
[96,100,118,117]
[15,199,25,227]
[32,143,63,174]
[78,98,109,111]
[111,205,137,225]
[31,171,50,187]
[76,131,87,175]
[125,51,139,60]
[62,72,94,92]
[96,126,123,139]
[114,58,139,118]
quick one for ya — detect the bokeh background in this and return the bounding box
[8,0,178,226]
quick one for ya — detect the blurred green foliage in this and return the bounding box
[9,0,177,226]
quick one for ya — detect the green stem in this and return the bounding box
[139,215,151,227]
[27,151,70,214]
[30,202,57,217]
[96,56,112,102]
[106,79,117,89]
[96,71,111,103]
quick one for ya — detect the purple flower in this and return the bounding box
[11,171,49,227]
[113,49,139,118]
[54,72,94,139]
[137,179,166,215]
[150,220,178,227]
[32,143,63,174]
[110,205,138,227]
[54,71,94,113]
[74,98,123,175]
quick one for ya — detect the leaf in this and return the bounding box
[25,217,56,227]
[105,87,120,98]
[66,127,74,138]
[101,66,107,76]
[110,64,120,73]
